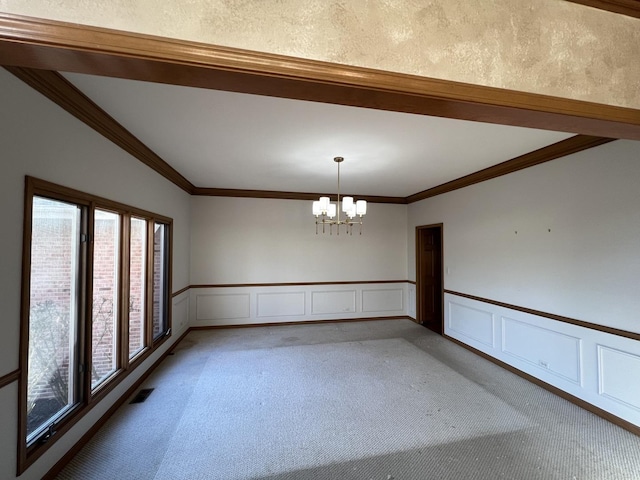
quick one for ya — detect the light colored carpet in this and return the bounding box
[56,320,640,480]
[153,338,531,480]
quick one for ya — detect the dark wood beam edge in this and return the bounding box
[445,289,640,341]
[407,135,615,203]
[4,66,195,194]
[192,187,406,204]
[565,0,640,19]
[0,13,639,140]
[0,369,20,389]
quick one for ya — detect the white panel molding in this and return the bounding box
[311,290,357,315]
[445,292,640,429]
[597,345,640,412]
[407,283,416,319]
[362,288,404,312]
[189,282,409,327]
[257,292,305,318]
[195,293,251,321]
[502,316,582,385]
[448,301,495,348]
[172,293,190,332]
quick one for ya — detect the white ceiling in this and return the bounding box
[63,72,574,198]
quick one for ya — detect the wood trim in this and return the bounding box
[192,187,406,204]
[190,316,411,330]
[445,290,640,341]
[27,177,173,224]
[4,67,195,194]
[18,176,175,474]
[1,13,639,141]
[407,135,615,203]
[190,280,410,289]
[0,369,20,389]
[172,286,190,298]
[445,334,640,437]
[415,224,444,333]
[565,0,640,19]
[42,327,191,480]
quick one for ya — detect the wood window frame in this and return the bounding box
[18,176,172,474]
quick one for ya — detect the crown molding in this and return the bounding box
[4,65,617,205]
[4,66,195,193]
[406,135,615,203]
[192,187,407,204]
[565,0,640,19]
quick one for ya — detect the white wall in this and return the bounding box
[190,196,408,284]
[0,68,191,480]
[408,139,640,428]
[408,140,640,333]
[189,196,409,326]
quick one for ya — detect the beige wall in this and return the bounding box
[190,196,408,285]
[1,0,639,108]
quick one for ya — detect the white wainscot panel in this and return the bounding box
[502,317,581,385]
[196,293,250,321]
[448,301,494,347]
[598,346,640,412]
[312,290,356,315]
[362,288,403,313]
[257,292,305,318]
[172,295,190,330]
[407,284,416,319]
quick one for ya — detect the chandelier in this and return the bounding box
[312,157,367,235]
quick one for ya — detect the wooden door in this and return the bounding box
[416,225,443,334]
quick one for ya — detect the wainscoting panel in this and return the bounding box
[362,288,404,313]
[189,282,409,327]
[444,292,640,428]
[448,301,495,348]
[502,317,582,385]
[597,345,640,412]
[407,284,416,320]
[311,290,356,315]
[257,292,305,318]
[172,293,190,333]
[195,293,251,321]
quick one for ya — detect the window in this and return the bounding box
[26,197,82,442]
[152,222,170,340]
[19,178,172,472]
[128,217,147,358]
[91,209,121,390]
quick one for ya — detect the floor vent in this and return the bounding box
[130,388,154,404]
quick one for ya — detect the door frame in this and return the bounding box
[415,223,444,334]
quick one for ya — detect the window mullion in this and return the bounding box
[83,203,96,403]
[144,219,155,348]
[120,213,131,369]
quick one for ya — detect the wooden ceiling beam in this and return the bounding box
[0,13,639,140]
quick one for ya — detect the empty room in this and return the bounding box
[1,2,640,479]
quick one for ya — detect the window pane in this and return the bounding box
[91,210,120,389]
[152,222,169,339]
[27,197,80,440]
[129,217,146,357]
